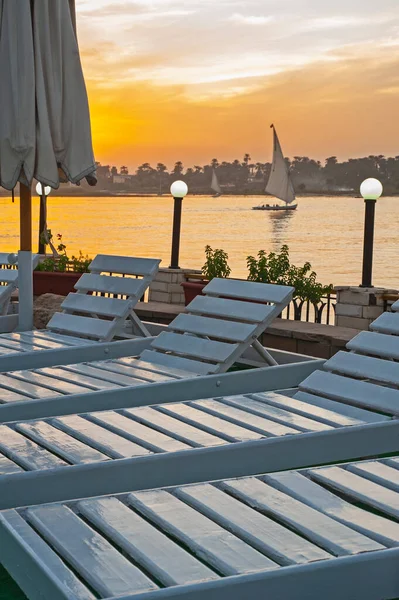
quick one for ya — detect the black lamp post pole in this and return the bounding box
[361,199,376,288]
[170,196,183,269]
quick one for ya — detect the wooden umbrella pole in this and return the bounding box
[20,183,32,251]
[19,183,33,331]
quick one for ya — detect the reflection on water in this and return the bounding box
[267,211,295,251]
[0,194,398,287]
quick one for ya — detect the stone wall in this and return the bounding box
[148,268,201,305]
[334,286,398,330]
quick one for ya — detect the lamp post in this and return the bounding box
[169,180,188,269]
[360,177,383,288]
[36,182,51,254]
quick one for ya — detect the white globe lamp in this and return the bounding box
[170,180,188,199]
[360,178,383,201]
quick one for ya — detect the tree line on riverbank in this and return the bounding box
[94,154,399,195]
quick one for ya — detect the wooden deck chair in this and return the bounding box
[0,457,398,600]
[47,254,160,340]
[0,253,39,316]
[295,299,399,416]
[0,255,160,370]
[0,278,296,421]
[0,348,397,510]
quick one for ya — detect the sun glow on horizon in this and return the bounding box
[77,0,399,170]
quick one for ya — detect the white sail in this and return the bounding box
[211,169,222,196]
[265,126,295,204]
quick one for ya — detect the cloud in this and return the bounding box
[229,13,275,25]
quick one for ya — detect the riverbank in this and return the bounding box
[1,190,398,198]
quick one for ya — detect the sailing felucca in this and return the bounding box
[211,169,222,197]
[253,125,297,211]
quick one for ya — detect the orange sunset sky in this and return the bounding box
[77,0,399,170]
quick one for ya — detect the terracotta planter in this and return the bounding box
[33,271,82,296]
[181,281,208,305]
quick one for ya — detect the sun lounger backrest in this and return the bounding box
[47,255,160,341]
[142,278,294,375]
[298,305,399,416]
[0,253,39,315]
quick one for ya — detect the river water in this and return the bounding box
[1,195,398,288]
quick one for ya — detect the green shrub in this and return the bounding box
[247,245,333,307]
[36,232,91,273]
[202,245,231,280]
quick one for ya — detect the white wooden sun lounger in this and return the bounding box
[0,355,397,510]
[0,300,398,508]
[0,254,160,370]
[0,278,297,421]
[1,457,398,600]
[0,252,39,316]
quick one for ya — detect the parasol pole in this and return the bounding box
[18,183,34,331]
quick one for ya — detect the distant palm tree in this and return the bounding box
[173,161,184,174]
[194,165,202,174]
[120,166,129,175]
[111,166,118,176]
[211,158,219,169]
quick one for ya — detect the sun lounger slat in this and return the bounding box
[53,415,152,459]
[192,398,301,436]
[251,391,366,427]
[299,370,399,415]
[392,300,399,312]
[129,489,276,575]
[91,360,173,382]
[324,351,399,387]
[89,411,189,452]
[117,355,190,378]
[0,454,23,475]
[16,421,109,464]
[0,374,62,399]
[48,312,115,340]
[12,333,69,350]
[265,471,399,547]
[203,278,294,305]
[78,496,218,587]
[37,367,119,390]
[26,504,158,596]
[126,406,228,447]
[61,293,131,318]
[222,477,382,555]
[61,363,137,385]
[0,270,18,283]
[309,466,399,519]
[0,426,66,470]
[9,370,93,395]
[293,390,389,423]
[187,295,274,322]
[159,403,263,442]
[27,331,97,346]
[89,255,160,277]
[175,483,331,565]
[347,461,399,491]
[219,395,331,432]
[170,314,257,342]
[347,331,399,360]
[74,273,144,296]
[152,331,237,363]
[1,510,95,599]
[370,312,399,334]
[139,349,217,375]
